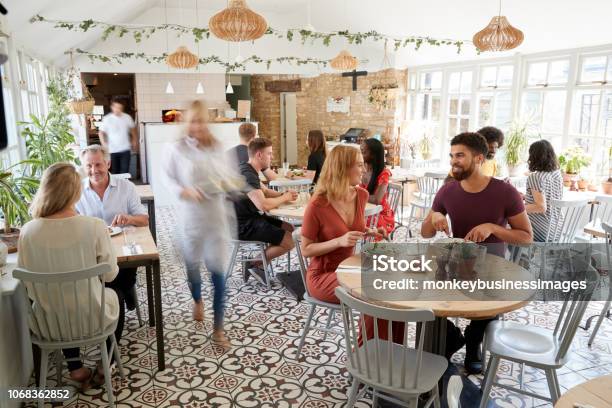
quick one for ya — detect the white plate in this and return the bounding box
[108,226,122,237]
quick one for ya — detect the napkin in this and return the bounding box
[122,245,144,256]
[336,267,362,274]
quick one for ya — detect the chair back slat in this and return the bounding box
[552,254,599,361]
[387,184,402,216]
[593,196,612,225]
[292,230,312,298]
[546,200,589,243]
[335,287,435,390]
[13,264,113,343]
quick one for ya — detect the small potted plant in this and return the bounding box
[419,134,432,160]
[505,119,530,176]
[0,163,39,252]
[578,177,589,191]
[448,243,484,280]
[558,146,592,189]
[603,146,612,195]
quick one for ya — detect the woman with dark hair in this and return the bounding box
[306,130,327,184]
[525,140,563,241]
[359,138,395,235]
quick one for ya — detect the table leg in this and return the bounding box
[148,201,157,243]
[145,265,155,327]
[152,260,165,371]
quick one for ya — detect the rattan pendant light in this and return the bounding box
[209,0,268,42]
[330,50,358,71]
[473,0,524,52]
[166,46,199,69]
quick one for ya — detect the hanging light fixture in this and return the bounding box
[196,81,204,94]
[330,50,358,71]
[165,81,175,94]
[167,46,199,69]
[209,0,268,42]
[473,0,524,52]
[226,80,234,94]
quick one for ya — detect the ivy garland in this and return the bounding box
[71,48,331,71]
[31,15,467,53]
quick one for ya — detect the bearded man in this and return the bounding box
[421,132,532,374]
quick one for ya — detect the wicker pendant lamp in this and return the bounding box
[209,0,268,42]
[330,50,358,71]
[166,46,199,69]
[473,0,524,52]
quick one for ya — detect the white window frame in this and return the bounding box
[476,63,515,130]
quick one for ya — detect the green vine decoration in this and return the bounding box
[31,15,469,53]
[71,49,330,71]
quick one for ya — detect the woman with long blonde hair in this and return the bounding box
[19,163,121,388]
[300,145,368,303]
[164,100,242,348]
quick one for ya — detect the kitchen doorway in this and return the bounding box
[280,92,297,165]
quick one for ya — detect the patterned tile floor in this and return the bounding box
[27,207,612,408]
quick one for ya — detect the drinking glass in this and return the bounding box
[123,226,137,254]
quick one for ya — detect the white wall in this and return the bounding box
[135,73,229,122]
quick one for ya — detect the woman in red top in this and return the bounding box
[300,145,368,303]
[360,138,395,235]
[300,145,401,343]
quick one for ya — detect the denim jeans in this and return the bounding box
[110,150,131,174]
[185,261,227,330]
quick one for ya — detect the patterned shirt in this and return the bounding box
[524,170,564,242]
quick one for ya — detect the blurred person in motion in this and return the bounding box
[165,100,243,348]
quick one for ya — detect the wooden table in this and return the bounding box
[554,374,612,408]
[584,221,606,238]
[112,226,165,371]
[336,253,532,354]
[269,202,378,221]
[135,184,156,243]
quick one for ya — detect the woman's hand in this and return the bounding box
[365,227,388,240]
[336,231,365,247]
[180,187,204,202]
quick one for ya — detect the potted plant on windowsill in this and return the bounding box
[0,163,39,252]
[603,146,612,195]
[505,119,530,177]
[558,146,591,190]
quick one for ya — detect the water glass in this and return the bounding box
[123,226,137,254]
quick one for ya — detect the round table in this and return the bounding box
[554,374,612,408]
[336,253,533,355]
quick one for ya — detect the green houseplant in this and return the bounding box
[602,146,612,194]
[0,162,40,252]
[505,119,530,176]
[558,146,592,188]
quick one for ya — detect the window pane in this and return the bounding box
[581,56,607,83]
[498,65,514,87]
[408,94,416,119]
[479,94,493,127]
[449,73,461,93]
[431,96,440,121]
[21,89,30,119]
[481,67,497,87]
[522,91,542,116]
[608,56,612,82]
[448,118,457,137]
[572,90,600,135]
[2,87,18,147]
[548,60,569,85]
[602,92,612,137]
[449,97,458,115]
[420,72,431,89]
[461,98,470,115]
[460,72,472,93]
[542,91,567,134]
[460,118,469,133]
[495,92,513,128]
[409,75,417,90]
[431,72,442,90]
[527,62,547,85]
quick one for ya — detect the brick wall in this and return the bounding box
[250,69,407,166]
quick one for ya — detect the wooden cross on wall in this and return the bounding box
[342,70,368,91]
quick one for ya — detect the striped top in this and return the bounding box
[525,170,564,242]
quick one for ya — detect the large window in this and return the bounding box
[477,64,514,129]
[0,40,21,167]
[447,71,472,137]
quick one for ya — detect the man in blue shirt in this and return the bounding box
[76,145,149,310]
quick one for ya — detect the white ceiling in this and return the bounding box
[2,0,612,73]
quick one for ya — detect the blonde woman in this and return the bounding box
[300,146,402,343]
[18,163,121,388]
[164,100,240,348]
[300,145,368,303]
